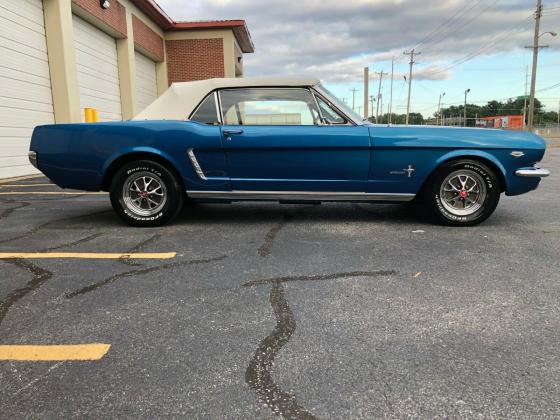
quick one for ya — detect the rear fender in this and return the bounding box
[102,147,189,190]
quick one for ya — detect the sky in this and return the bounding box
[156,0,560,118]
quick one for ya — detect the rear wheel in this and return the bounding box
[425,159,500,226]
[110,160,184,227]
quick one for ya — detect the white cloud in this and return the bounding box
[157,0,560,83]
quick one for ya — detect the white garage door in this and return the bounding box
[135,51,158,113]
[73,14,122,121]
[0,0,54,178]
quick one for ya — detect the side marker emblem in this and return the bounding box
[404,165,415,178]
[511,151,525,158]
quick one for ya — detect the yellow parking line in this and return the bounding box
[0,175,43,185]
[0,184,54,187]
[0,344,110,361]
[0,192,107,195]
[0,252,176,259]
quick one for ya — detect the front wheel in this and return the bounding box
[425,159,500,226]
[110,160,184,227]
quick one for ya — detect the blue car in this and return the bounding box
[29,77,549,227]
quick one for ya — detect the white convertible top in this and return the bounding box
[134,76,321,121]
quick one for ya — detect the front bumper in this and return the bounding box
[515,167,550,178]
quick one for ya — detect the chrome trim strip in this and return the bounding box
[214,91,223,125]
[215,91,224,124]
[309,88,326,124]
[311,88,355,126]
[187,149,207,181]
[186,190,415,202]
[515,168,550,178]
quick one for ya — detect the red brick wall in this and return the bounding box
[72,0,127,37]
[166,39,225,84]
[132,15,164,61]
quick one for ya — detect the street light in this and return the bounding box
[437,92,445,126]
[538,31,557,38]
[464,89,471,127]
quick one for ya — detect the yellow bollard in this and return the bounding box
[84,108,93,123]
[91,108,99,123]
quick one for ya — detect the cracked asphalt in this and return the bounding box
[1,143,559,419]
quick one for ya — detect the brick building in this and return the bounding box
[0,0,254,177]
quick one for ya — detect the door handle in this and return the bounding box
[223,129,244,136]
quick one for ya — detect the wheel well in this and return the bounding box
[419,156,506,197]
[101,152,184,191]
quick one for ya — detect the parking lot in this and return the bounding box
[1,143,559,419]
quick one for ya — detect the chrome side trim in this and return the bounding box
[186,190,415,202]
[214,91,223,125]
[515,168,550,178]
[187,149,207,181]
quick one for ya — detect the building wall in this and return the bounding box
[72,0,127,37]
[132,14,164,61]
[166,29,237,81]
[166,38,225,83]
[44,1,241,118]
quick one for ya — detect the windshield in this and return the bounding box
[315,84,365,124]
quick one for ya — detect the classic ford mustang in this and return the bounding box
[29,77,549,227]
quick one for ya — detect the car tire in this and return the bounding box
[110,160,184,227]
[425,159,500,226]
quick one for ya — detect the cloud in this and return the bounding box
[156,0,560,83]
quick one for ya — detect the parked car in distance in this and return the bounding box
[30,77,549,227]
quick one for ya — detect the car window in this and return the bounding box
[315,95,347,124]
[190,94,220,125]
[219,88,320,126]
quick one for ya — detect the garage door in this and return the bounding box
[0,0,54,178]
[135,51,158,113]
[73,14,122,122]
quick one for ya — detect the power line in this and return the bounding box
[536,81,560,93]
[427,14,533,77]
[413,0,485,51]
[419,0,502,54]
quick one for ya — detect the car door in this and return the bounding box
[218,87,371,192]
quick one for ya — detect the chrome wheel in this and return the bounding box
[440,170,487,216]
[122,172,167,217]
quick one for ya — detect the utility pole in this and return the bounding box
[350,88,359,111]
[437,92,445,126]
[379,94,383,124]
[389,58,394,124]
[525,0,557,131]
[404,49,420,125]
[363,67,369,120]
[375,70,388,121]
[523,65,528,129]
[464,88,471,127]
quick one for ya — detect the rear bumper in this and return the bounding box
[28,151,38,169]
[515,167,550,178]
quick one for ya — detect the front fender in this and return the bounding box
[431,149,508,191]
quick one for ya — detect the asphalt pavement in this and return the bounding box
[1,145,559,419]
